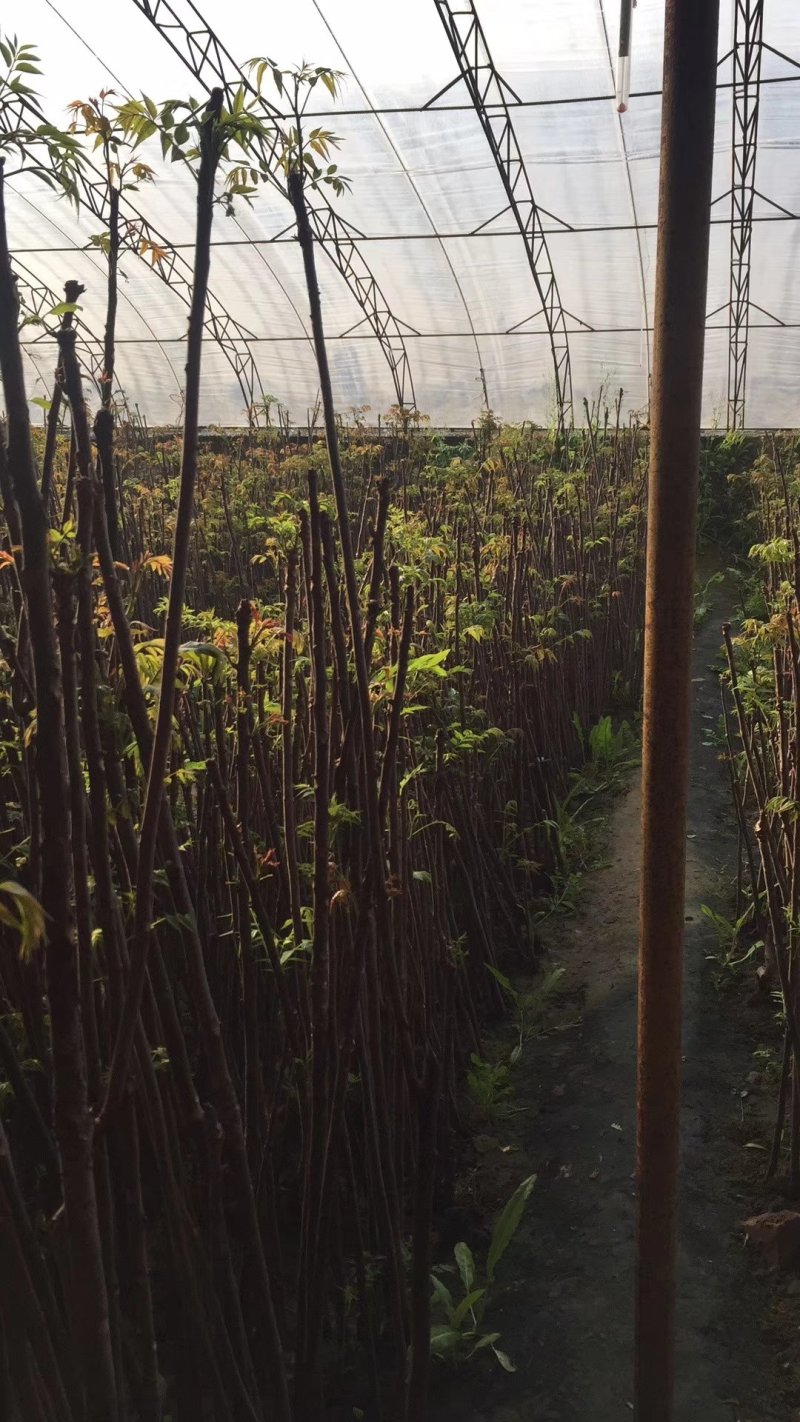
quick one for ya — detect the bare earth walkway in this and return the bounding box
[431,576,790,1422]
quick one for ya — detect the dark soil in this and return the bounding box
[429,568,798,1421]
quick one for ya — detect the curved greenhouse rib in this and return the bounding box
[29,3,316,411]
[131,0,417,411]
[596,0,651,398]
[1,85,263,417]
[7,186,183,400]
[10,264,52,396]
[311,0,491,413]
[13,255,144,408]
[12,257,108,393]
[433,0,575,433]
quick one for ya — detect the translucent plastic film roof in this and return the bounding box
[6,0,800,427]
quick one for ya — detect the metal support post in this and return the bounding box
[636,1,720,1418]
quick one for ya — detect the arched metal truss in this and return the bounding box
[728,0,764,429]
[6,1,799,429]
[12,256,111,397]
[1,85,263,417]
[433,0,577,433]
[132,0,417,411]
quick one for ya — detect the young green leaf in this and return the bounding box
[492,1346,516,1372]
[47,301,81,317]
[486,1173,536,1282]
[429,1325,462,1357]
[451,1287,486,1329]
[430,1274,454,1321]
[454,1240,476,1293]
[470,1332,501,1353]
[0,881,46,961]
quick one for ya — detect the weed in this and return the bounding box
[466,1054,513,1122]
[701,901,762,979]
[484,960,566,1070]
[587,713,636,771]
[693,569,724,628]
[430,1174,536,1372]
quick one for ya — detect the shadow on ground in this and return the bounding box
[429,570,788,1422]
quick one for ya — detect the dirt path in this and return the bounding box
[431,575,789,1421]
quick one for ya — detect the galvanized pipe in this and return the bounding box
[635,2,720,1419]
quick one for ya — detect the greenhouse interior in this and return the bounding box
[2,2,800,1420]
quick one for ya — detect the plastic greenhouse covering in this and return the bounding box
[5,0,800,428]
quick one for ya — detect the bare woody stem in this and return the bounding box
[100,88,224,1126]
[288,171,419,1078]
[0,161,118,1422]
[96,181,120,556]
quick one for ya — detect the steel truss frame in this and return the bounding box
[0,87,263,416]
[133,0,417,412]
[728,0,764,429]
[13,260,102,383]
[433,0,575,433]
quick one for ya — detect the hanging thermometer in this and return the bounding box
[617,0,635,112]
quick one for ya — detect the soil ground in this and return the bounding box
[429,569,799,1421]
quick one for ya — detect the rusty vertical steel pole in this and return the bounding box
[636,2,720,1420]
